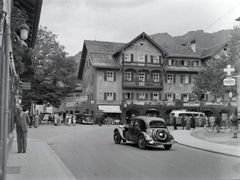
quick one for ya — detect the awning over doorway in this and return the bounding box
[98,105,122,113]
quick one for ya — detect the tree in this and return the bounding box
[21,26,78,108]
[192,26,240,99]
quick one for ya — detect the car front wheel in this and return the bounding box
[164,145,172,150]
[114,132,122,144]
[138,135,146,149]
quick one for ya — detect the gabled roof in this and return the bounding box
[162,45,202,59]
[113,32,168,56]
[200,42,228,59]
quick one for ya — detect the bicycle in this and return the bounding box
[205,121,227,133]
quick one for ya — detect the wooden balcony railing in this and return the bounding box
[123,80,163,89]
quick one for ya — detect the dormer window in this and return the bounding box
[168,59,174,66]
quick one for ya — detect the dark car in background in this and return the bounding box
[113,116,176,150]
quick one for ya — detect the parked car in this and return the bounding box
[82,114,93,125]
[113,116,176,150]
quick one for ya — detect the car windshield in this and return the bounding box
[149,120,166,128]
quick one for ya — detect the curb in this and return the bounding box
[176,142,240,159]
[43,141,77,180]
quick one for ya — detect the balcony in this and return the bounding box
[123,80,163,89]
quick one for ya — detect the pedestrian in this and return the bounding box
[54,113,58,126]
[230,111,238,138]
[72,114,76,126]
[14,107,30,153]
[215,114,221,133]
[186,116,191,130]
[190,115,196,130]
[34,114,40,128]
[209,115,215,130]
[173,114,178,130]
[181,115,186,130]
[227,115,232,132]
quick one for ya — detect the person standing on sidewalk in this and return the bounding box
[215,114,221,133]
[181,115,186,130]
[173,114,178,130]
[209,115,215,130]
[230,111,238,138]
[190,115,196,130]
[14,107,30,153]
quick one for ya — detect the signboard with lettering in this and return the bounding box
[22,82,31,90]
[223,77,236,86]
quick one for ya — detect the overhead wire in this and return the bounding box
[192,2,240,40]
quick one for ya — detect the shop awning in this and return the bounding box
[98,105,122,113]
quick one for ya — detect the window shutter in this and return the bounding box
[173,74,176,83]
[159,56,162,64]
[114,72,116,81]
[131,93,134,100]
[104,72,106,81]
[189,75,191,84]
[131,54,134,62]
[145,55,148,63]
[165,74,168,83]
[165,94,167,100]
[159,93,161,101]
[131,73,134,81]
[137,93,139,100]
[151,93,153,100]
[122,53,124,62]
[104,93,106,100]
[114,93,116,100]
[145,93,148,100]
[180,75,183,84]
[151,55,153,63]
[173,94,176,100]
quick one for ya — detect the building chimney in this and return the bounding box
[191,39,196,53]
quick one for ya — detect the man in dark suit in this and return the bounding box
[14,106,30,153]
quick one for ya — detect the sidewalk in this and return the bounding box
[6,137,76,180]
[171,127,240,158]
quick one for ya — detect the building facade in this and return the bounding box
[78,32,234,119]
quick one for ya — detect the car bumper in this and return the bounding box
[146,139,177,146]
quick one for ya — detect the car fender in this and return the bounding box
[114,128,125,139]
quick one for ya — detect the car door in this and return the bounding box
[132,119,141,143]
[128,120,135,141]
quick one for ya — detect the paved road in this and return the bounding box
[28,123,240,179]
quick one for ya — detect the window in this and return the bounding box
[182,75,189,84]
[124,54,130,62]
[182,94,189,102]
[168,59,174,66]
[152,93,159,101]
[167,74,173,83]
[104,92,116,101]
[152,73,159,82]
[125,72,132,81]
[138,54,144,62]
[166,94,174,101]
[138,93,146,100]
[193,61,199,67]
[124,92,133,100]
[153,56,159,64]
[105,71,115,81]
[138,73,145,81]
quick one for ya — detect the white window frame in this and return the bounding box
[183,94,189,102]
[125,72,131,81]
[193,61,199,67]
[124,54,130,62]
[138,73,145,81]
[138,54,144,63]
[139,93,145,100]
[106,92,114,101]
[153,93,159,100]
[167,94,173,101]
[107,71,114,81]
[168,59,173,66]
[152,73,159,82]
[167,74,173,83]
[153,56,159,64]
[182,75,189,84]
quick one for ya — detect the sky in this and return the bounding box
[39,0,240,56]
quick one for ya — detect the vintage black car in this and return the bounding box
[113,116,176,150]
